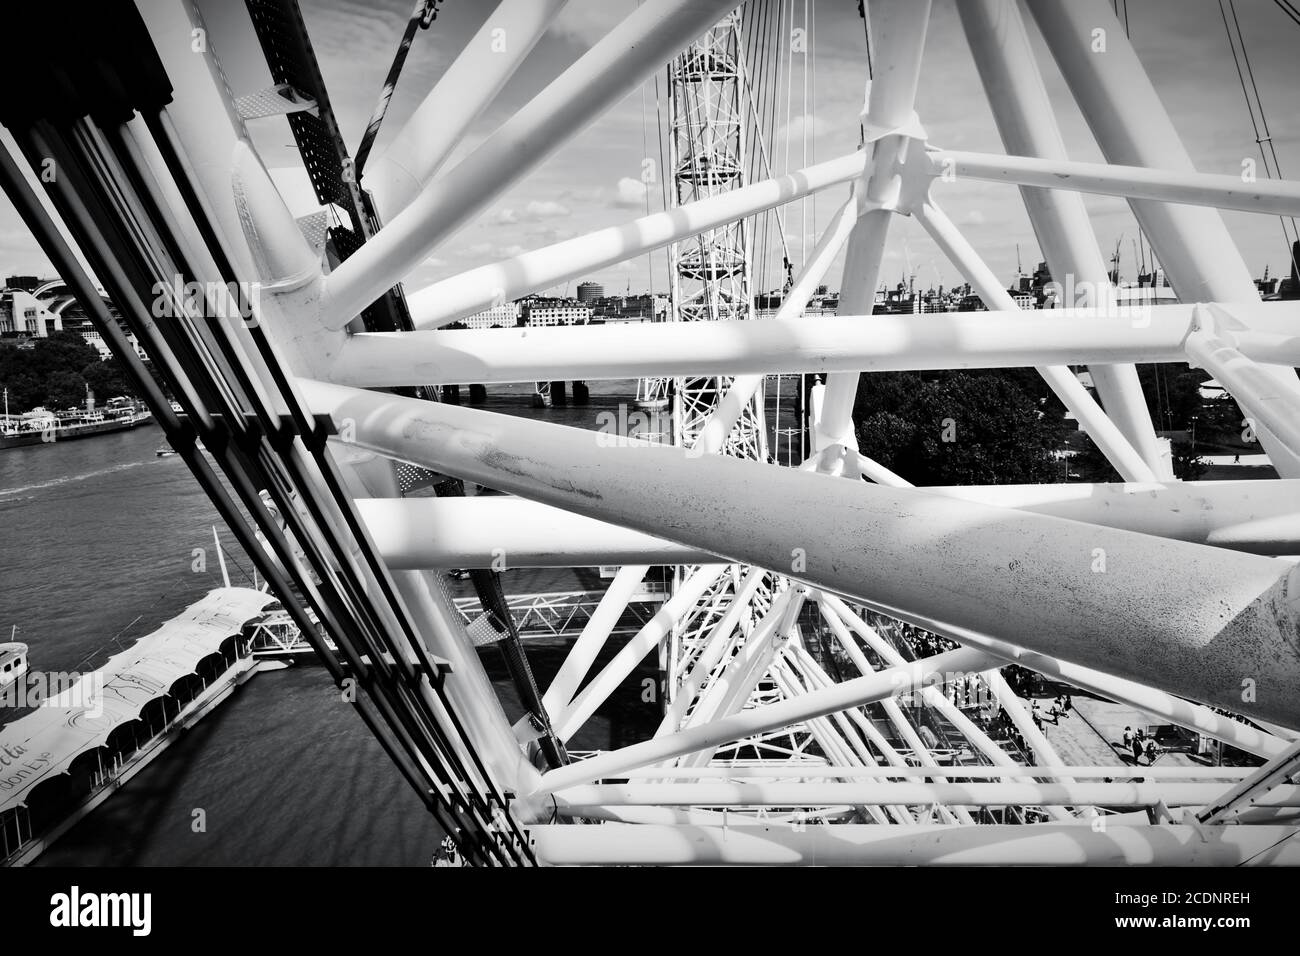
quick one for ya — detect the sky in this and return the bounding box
[0,0,1297,300]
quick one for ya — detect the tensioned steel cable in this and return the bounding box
[1272,0,1300,27]
[353,0,442,177]
[1218,0,1300,281]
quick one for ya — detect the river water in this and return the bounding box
[0,378,800,865]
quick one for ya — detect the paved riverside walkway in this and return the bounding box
[1027,689,1210,771]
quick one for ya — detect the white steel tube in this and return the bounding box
[677,594,809,771]
[818,600,1029,776]
[364,0,569,222]
[818,0,932,460]
[303,380,1300,731]
[554,565,729,741]
[676,587,797,733]
[533,647,997,794]
[529,823,1300,866]
[815,608,970,781]
[928,479,1300,556]
[137,1,539,799]
[1027,0,1300,478]
[780,651,927,776]
[819,592,1077,813]
[353,473,1300,564]
[930,148,1300,218]
[912,197,1157,483]
[1185,306,1300,459]
[357,496,720,567]
[785,640,974,825]
[854,452,912,488]
[980,669,1072,775]
[551,781,1300,808]
[822,588,1292,760]
[774,654,920,817]
[327,301,1300,386]
[695,195,857,455]
[320,0,741,327]
[652,566,768,737]
[541,563,649,718]
[956,0,1164,476]
[767,661,905,825]
[614,765,1251,779]
[405,155,864,329]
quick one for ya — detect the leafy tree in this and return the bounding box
[82,358,136,401]
[1070,433,1119,483]
[1198,395,1247,446]
[0,341,44,409]
[1171,440,1207,480]
[1134,363,1207,431]
[1,331,144,412]
[853,371,1069,485]
[28,330,99,378]
[44,369,88,409]
[0,369,44,411]
[2,332,100,411]
[857,410,915,462]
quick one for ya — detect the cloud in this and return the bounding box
[468,241,527,260]
[559,186,605,203]
[525,225,576,244]
[614,177,648,208]
[524,200,571,220]
[491,200,570,226]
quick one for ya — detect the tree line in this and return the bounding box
[851,364,1243,485]
[0,330,140,411]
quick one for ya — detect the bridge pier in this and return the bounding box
[468,383,487,404]
[549,380,568,405]
[571,380,589,404]
[440,384,461,405]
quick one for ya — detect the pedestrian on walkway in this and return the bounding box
[1048,695,1066,722]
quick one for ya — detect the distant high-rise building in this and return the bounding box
[576,281,604,303]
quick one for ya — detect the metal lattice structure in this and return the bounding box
[4,0,1300,866]
[667,15,768,460]
[655,13,798,770]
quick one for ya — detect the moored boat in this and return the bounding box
[0,393,152,450]
[0,642,27,691]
